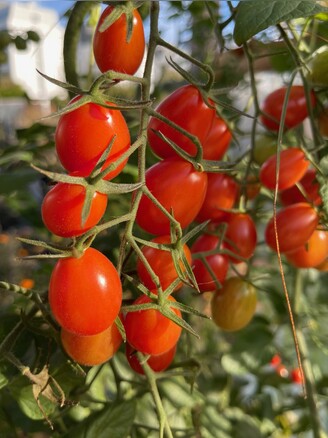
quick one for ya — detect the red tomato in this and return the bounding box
[61,323,122,366]
[191,233,229,292]
[196,173,239,223]
[126,343,176,375]
[41,182,107,238]
[270,354,282,368]
[318,108,328,137]
[279,168,322,206]
[49,248,122,335]
[224,213,257,264]
[265,203,319,253]
[124,293,182,355]
[290,368,304,384]
[55,96,130,180]
[136,158,208,235]
[260,148,309,191]
[137,235,192,292]
[211,277,257,331]
[147,85,231,160]
[93,6,145,75]
[245,175,261,200]
[285,229,328,268]
[315,258,328,272]
[261,85,316,131]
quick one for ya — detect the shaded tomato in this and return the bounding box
[126,343,176,375]
[136,158,208,235]
[61,322,122,366]
[211,277,257,332]
[253,133,278,165]
[55,96,130,180]
[41,182,107,238]
[245,175,261,200]
[49,248,122,335]
[265,203,319,253]
[196,173,239,223]
[260,148,309,191]
[124,293,182,355]
[279,168,322,206]
[309,48,328,87]
[191,233,229,292]
[93,6,145,75]
[285,229,328,268]
[137,235,192,292]
[318,107,328,137]
[224,213,257,264]
[261,85,316,131]
[147,85,231,160]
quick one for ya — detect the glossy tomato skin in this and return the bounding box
[41,182,107,238]
[55,97,130,180]
[196,173,239,223]
[279,168,322,207]
[49,248,122,336]
[285,229,328,268]
[148,85,231,160]
[136,158,208,235]
[265,203,319,253]
[124,293,182,355]
[261,85,316,131]
[224,213,257,264]
[191,233,229,292]
[211,277,257,331]
[93,6,145,75]
[260,148,309,191]
[137,235,192,292]
[126,343,176,375]
[61,323,122,366]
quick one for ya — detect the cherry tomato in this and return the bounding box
[61,323,122,366]
[285,229,328,268]
[224,213,257,264]
[261,85,316,131]
[265,203,319,253]
[315,258,328,272]
[55,96,130,180]
[290,368,304,385]
[196,173,239,223]
[279,168,322,207]
[253,133,278,165]
[318,107,328,137]
[136,158,208,235]
[191,233,229,292]
[49,248,122,335]
[137,235,192,292]
[93,6,145,75]
[309,48,328,87]
[270,354,282,368]
[147,85,231,160]
[211,277,257,332]
[260,148,309,191]
[126,343,176,375]
[124,293,182,355]
[41,182,107,238]
[245,175,261,200]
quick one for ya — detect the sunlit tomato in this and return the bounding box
[137,235,192,292]
[224,213,257,264]
[285,229,328,268]
[211,277,257,331]
[41,182,107,238]
[260,148,309,191]
[279,168,322,207]
[265,203,319,253]
[124,293,182,355]
[61,322,122,366]
[191,233,229,292]
[196,173,239,223]
[126,343,176,375]
[93,6,145,75]
[147,85,231,160]
[55,96,130,180]
[261,85,316,131]
[136,158,208,235]
[49,248,122,336]
[290,367,304,385]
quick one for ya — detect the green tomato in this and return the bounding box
[253,134,277,165]
[309,47,328,86]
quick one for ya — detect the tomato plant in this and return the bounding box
[224,213,257,263]
[279,168,322,206]
[285,229,328,268]
[49,248,122,336]
[125,343,176,375]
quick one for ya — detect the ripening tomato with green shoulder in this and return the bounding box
[211,277,257,331]
[224,213,257,264]
[55,96,131,180]
[279,168,322,207]
[137,235,192,292]
[125,343,176,375]
[49,248,122,336]
[93,5,145,75]
[147,84,231,161]
[285,229,328,268]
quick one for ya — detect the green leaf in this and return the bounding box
[233,0,328,46]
